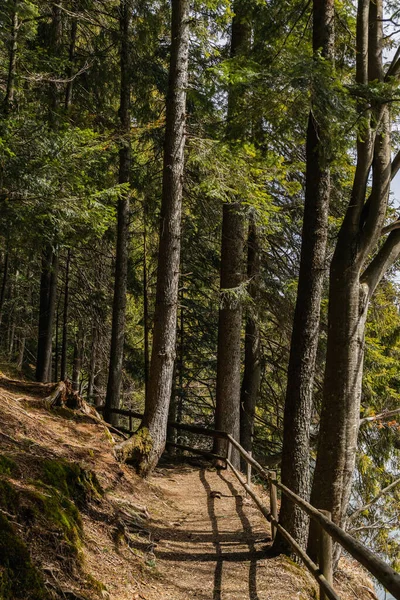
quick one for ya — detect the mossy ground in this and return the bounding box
[0,453,104,598]
[0,514,49,600]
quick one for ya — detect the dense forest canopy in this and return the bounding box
[1,0,400,572]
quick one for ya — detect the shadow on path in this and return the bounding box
[218,470,261,600]
[199,469,223,600]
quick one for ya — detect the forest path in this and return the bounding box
[143,464,313,600]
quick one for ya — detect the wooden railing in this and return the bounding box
[99,407,400,600]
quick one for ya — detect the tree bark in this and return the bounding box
[60,249,70,380]
[0,246,9,328]
[3,0,19,113]
[240,214,261,470]
[87,325,97,403]
[115,0,189,476]
[65,13,78,110]
[273,0,335,555]
[308,0,394,561]
[104,0,132,428]
[72,332,83,392]
[214,1,250,468]
[143,223,150,401]
[36,247,58,383]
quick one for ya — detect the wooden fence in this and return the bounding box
[99,407,400,600]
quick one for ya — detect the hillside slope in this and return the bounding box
[0,373,376,600]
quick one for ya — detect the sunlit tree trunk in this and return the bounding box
[116,0,189,475]
[214,1,250,468]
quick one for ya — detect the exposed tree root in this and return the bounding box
[114,426,155,476]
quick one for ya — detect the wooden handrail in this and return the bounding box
[226,435,400,600]
[226,458,341,600]
[98,406,228,439]
[99,406,400,599]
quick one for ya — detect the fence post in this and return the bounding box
[247,451,252,488]
[319,510,333,600]
[227,440,232,465]
[269,471,278,541]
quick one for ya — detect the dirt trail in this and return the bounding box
[0,372,371,600]
[144,464,315,600]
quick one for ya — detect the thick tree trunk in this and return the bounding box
[3,0,18,113]
[36,247,58,383]
[308,0,393,561]
[115,0,189,475]
[273,0,334,555]
[60,250,70,380]
[240,214,261,470]
[214,2,250,468]
[104,0,132,427]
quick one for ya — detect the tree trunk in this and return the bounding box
[3,0,18,113]
[214,1,250,468]
[115,0,189,476]
[72,332,83,392]
[48,2,62,126]
[308,0,395,561]
[104,0,132,427]
[65,13,77,110]
[0,247,9,328]
[87,326,97,403]
[143,223,150,401]
[36,247,58,383]
[60,249,70,380]
[273,0,335,555]
[240,214,261,470]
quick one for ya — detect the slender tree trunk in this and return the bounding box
[273,0,335,555]
[214,2,250,468]
[3,0,18,113]
[48,2,62,125]
[65,14,77,110]
[115,0,189,475]
[0,247,9,328]
[36,247,58,383]
[240,214,261,470]
[143,224,150,400]
[104,0,132,427]
[17,336,25,369]
[72,332,82,392]
[87,326,97,403]
[54,292,61,380]
[60,250,70,380]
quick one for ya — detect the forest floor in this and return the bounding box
[0,365,378,600]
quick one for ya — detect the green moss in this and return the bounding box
[0,480,19,513]
[0,456,18,477]
[40,458,103,506]
[0,514,49,600]
[24,486,83,558]
[116,426,153,470]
